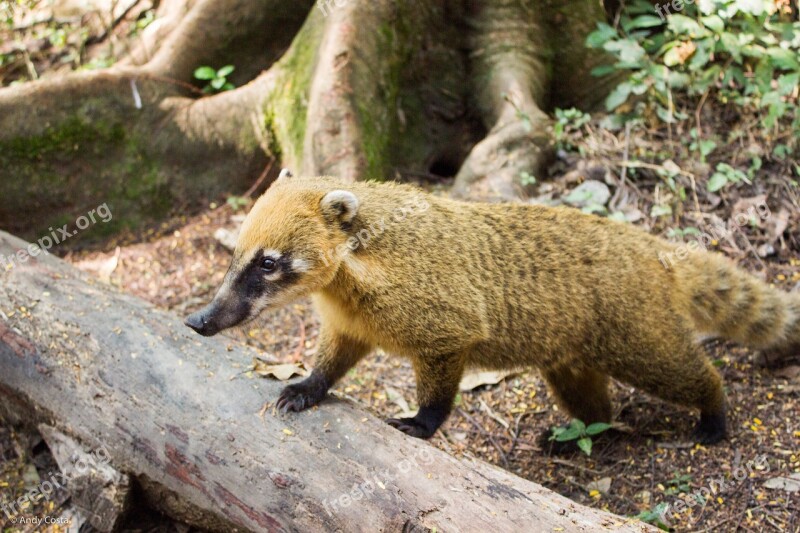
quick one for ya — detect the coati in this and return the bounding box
[185,172,799,444]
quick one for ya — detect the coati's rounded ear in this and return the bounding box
[320,190,359,224]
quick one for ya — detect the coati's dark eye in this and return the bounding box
[261,257,278,273]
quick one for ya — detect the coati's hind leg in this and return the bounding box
[387,351,465,439]
[606,344,727,445]
[543,366,613,425]
[540,366,614,452]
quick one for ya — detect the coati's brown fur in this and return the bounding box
[188,174,800,443]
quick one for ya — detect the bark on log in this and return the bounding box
[0,231,653,532]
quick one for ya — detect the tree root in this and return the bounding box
[0,0,614,238]
[451,1,552,201]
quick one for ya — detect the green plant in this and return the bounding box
[634,503,670,530]
[226,195,249,211]
[708,161,749,191]
[549,419,612,455]
[587,0,800,150]
[667,226,702,239]
[130,9,156,35]
[665,472,693,495]
[689,128,717,162]
[194,65,236,93]
[553,107,591,151]
[519,171,537,187]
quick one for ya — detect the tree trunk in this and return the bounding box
[0,231,653,532]
[0,0,614,241]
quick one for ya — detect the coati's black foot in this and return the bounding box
[386,404,450,439]
[386,417,437,438]
[276,372,329,413]
[691,412,727,445]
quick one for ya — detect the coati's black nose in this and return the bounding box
[185,310,216,336]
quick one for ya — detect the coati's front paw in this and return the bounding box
[386,417,437,439]
[691,412,727,445]
[276,373,329,413]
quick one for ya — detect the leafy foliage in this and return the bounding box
[634,503,671,530]
[664,471,693,495]
[194,64,236,93]
[550,418,613,456]
[554,107,591,151]
[587,0,800,158]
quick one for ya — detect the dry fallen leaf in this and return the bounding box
[250,358,307,380]
[384,386,410,413]
[459,370,516,391]
[763,475,800,493]
[585,477,612,495]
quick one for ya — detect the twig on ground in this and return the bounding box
[456,407,509,467]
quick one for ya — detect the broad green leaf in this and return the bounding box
[570,418,587,432]
[193,66,216,80]
[719,32,743,62]
[577,437,593,456]
[210,77,226,90]
[555,427,583,442]
[754,59,775,93]
[766,47,800,69]
[604,39,647,63]
[778,73,800,95]
[591,64,617,77]
[689,40,713,71]
[606,82,632,111]
[733,0,770,16]
[668,15,705,37]
[700,15,724,33]
[586,422,613,435]
[216,64,235,77]
[760,90,783,108]
[707,172,729,192]
[651,204,673,217]
[698,139,717,157]
[623,15,665,31]
[586,23,618,48]
[667,71,691,88]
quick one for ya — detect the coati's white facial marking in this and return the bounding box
[291,257,311,273]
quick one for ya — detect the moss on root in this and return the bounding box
[0,117,173,241]
[264,16,323,167]
[352,12,415,180]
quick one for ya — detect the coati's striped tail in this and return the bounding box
[679,252,800,359]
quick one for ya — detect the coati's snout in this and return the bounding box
[184,272,252,337]
[184,250,288,336]
[185,298,247,337]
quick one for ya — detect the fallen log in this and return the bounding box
[0,231,653,532]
